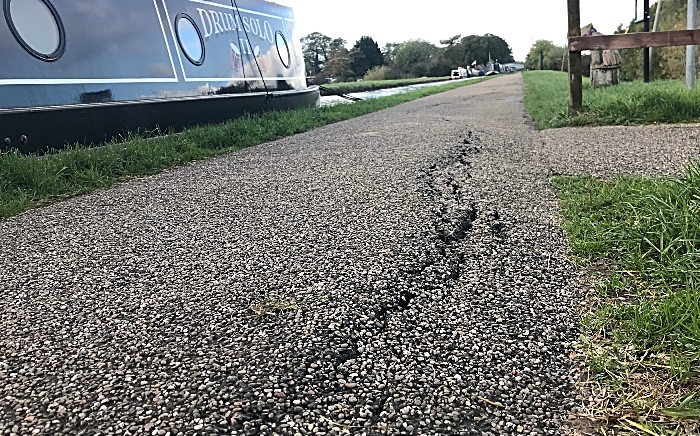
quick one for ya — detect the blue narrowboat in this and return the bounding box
[0,0,319,153]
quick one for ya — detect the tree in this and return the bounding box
[301,32,332,75]
[349,48,366,77]
[425,56,453,77]
[382,42,401,66]
[330,38,346,52]
[394,40,439,77]
[350,36,383,77]
[459,34,514,66]
[324,47,354,81]
[524,40,566,71]
[440,34,463,66]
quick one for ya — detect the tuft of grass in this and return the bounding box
[552,164,700,431]
[661,392,700,420]
[0,77,490,219]
[523,70,700,129]
[249,294,303,317]
[240,293,323,322]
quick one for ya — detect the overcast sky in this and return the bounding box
[287,0,650,62]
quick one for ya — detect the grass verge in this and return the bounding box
[321,76,450,95]
[0,77,490,219]
[552,167,700,434]
[523,71,700,129]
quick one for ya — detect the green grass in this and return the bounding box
[0,77,490,219]
[554,168,700,371]
[523,70,700,129]
[552,167,700,428]
[530,68,700,431]
[321,76,450,95]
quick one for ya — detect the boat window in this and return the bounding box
[175,13,205,66]
[275,31,290,69]
[4,0,65,61]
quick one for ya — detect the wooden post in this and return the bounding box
[568,0,582,114]
[643,0,650,82]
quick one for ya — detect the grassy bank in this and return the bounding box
[0,77,490,219]
[528,68,700,431]
[553,169,700,432]
[321,76,450,95]
[523,70,700,129]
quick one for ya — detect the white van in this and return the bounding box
[451,67,471,79]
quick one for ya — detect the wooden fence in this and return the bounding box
[567,0,700,113]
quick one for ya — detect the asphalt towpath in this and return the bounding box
[0,74,660,436]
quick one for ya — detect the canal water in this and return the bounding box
[319,76,483,106]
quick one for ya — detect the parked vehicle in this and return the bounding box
[451,67,471,80]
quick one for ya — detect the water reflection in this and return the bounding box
[0,0,175,80]
[320,77,481,107]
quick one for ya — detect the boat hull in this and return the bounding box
[1,87,319,153]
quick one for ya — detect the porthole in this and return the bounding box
[3,0,65,62]
[175,13,205,66]
[275,31,290,69]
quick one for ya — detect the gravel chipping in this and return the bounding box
[2,74,695,436]
[536,123,700,178]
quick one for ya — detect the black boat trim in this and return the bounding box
[1,86,320,154]
[3,0,66,62]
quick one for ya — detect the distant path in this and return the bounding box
[2,74,695,435]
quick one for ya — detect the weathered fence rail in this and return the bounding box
[569,29,700,51]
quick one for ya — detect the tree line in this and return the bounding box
[301,33,515,83]
[524,40,567,72]
[525,0,700,81]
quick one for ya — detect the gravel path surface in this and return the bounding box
[4,73,693,436]
[536,123,700,178]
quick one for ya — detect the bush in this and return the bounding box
[425,57,452,77]
[363,65,401,81]
[311,72,327,85]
